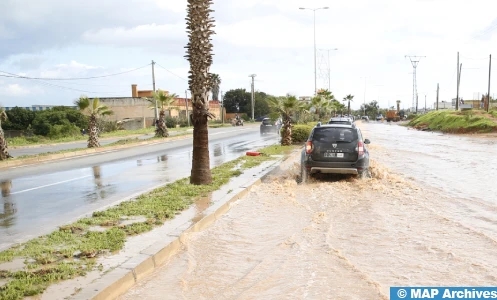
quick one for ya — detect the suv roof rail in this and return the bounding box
[316,122,321,127]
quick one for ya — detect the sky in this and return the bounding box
[1,0,497,111]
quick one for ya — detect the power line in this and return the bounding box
[154,63,187,81]
[0,63,151,80]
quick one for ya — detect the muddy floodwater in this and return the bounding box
[119,122,497,299]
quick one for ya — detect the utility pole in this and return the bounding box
[362,77,367,116]
[151,60,158,121]
[456,52,460,110]
[487,54,492,112]
[424,94,427,112]
[405,55,426,113]
[220,91,224,124]
[249,74,256,120]
[185,90,190,127]
[318,48,338,91]
[436,83,439,110]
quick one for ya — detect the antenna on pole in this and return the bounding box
[405,55,426,113]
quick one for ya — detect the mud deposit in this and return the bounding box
[119,150,497,300]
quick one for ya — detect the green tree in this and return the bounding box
[244,91,272,118]
[2,107,36,130]
[185,0,216,185]
[222,89,251,113]
[267,95,304,146]
[0,107,12,160]
[31,107,88,136]
[210,73,221,101]
[360,100,380,119]
[144,90,178,138]
[74,97,113,148]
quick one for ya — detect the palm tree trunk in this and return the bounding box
[0,126,12,160]
[155,109,169,138]
[348,101,351,115]
[281,117,292,146]
[87,114,100,148]
[212,86,219,101]
[190,101,212,184]
[186,0,216,185]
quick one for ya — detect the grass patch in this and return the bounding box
[407,110,497,133]
[0,144,294,299]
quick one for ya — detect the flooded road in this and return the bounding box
[120,122,497,299]
[358,121,497,202]
[0,126,278,251]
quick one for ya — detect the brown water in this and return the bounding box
[119,123,497,300]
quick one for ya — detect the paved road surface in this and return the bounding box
[0,125,277,251]
[9,130,184,157]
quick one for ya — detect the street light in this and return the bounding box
[299,6,329,96]
[360,76,368,116]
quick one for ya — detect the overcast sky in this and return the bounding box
[1,0,496,110]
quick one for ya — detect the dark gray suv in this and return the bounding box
[299,123,371,183]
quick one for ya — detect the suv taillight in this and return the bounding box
[356,141,364,157]
[305,141,313,154]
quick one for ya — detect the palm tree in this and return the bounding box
[210,73,221,101]
[74,97,113,148]
[396,100,401,112]
[267,95,304,146]
[145,90,178,138]
[0,108,12,160]
[185,0,216,185]
[343,94,354,115]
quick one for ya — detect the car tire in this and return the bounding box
[358,169,371,179]
[300,166,309,184]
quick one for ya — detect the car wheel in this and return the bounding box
[358,169,371,179]
[299,165,309,184]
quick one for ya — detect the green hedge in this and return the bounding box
[280,124,314,144]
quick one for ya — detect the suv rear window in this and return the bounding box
[328,121,351,125]
[312,127,358,143]
[262,119,272,125]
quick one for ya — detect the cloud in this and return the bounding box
[0,83,32,97]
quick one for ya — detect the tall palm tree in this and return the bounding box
[0,108,12,160]
[145,90,178,138]
[343,94,354,115]
[74,97,113,148]
[185,0,216,185]
[396,100,401,112]
[210,73,221,101]
[268,95,304,146]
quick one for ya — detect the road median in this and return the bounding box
[0,144,296,300]
[0,133,193,170]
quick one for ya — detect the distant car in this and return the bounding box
[328,117,354,126]
[299,123,371,183]
[260,118,279,136]
[376,114,383,121]
[361,116,369,122]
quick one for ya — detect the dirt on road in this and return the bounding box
[119,149,497,300]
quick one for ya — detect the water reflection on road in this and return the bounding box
[0,131,278,250]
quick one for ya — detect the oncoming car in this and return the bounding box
[328,117,354,126]
[299,123,371,183]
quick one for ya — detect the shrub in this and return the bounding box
[280,124,313,144]
[47,124,81,139]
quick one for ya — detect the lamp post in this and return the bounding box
[299,6,329,96]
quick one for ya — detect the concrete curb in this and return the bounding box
[0,134,192,170]
[71,158,285,300]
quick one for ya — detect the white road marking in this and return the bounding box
[9,175,92,195]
